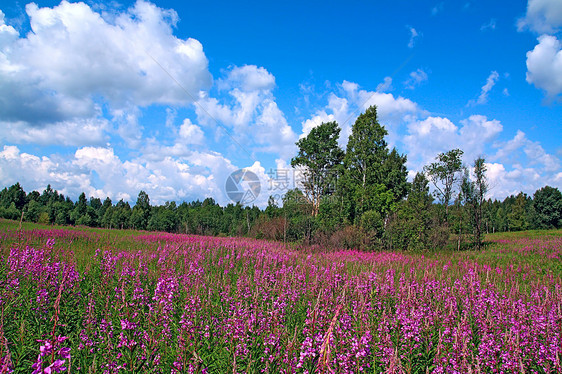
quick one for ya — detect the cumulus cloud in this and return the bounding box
[299,80,421,149]
[526,35,562,99]
[404,115,503,171]
[518,0,562,34]
[0,0,211,129]
[0,144,247,206]
[492,130,561,173]
[222,65,276,92]
[179,118,205,145]
[300,112,337,139]
[196,65,297,159]
[0,118,109,146]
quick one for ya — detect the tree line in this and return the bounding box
[1,106,561,250]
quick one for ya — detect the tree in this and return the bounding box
[471,157,488,248]
[0,183,26,211]
[131,191,151,230]
[70,192,88,224]
[381,148,409,203]
[461,157,488,248]
[291,121,344,216]
[282,189,314,242]
[385,173,438,251]
[147,202,179,232]
[532,186,562,229]
[508,192,529,231]
[340,106,407,224]
[424,149,464,222]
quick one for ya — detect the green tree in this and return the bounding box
[291,121,344,216]
[461,157,488,248]
[532,186,562,229]
[0,183,27,211]
[424,149,464,222]
[340,106,406,224]
[25,200,46,223]
[131,191,151,230]
[508,192,529,231]
[147,202,179,232]
[385,173,437,251]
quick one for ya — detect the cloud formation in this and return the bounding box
[196,65,297,159]
[404,69,428,89]
[526,35,562,99]
[0,1,211,129]
[468,71,499,105]
[407,27,419,48]
[518,0,562,34]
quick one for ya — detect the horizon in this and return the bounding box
[0,0,561,207]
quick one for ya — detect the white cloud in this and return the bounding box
[0,118,109,146]
[300,112,337,139]
[407,27,419,48]
[299,80,421,149]
[179,118,205,145]
[404,115,502,171]
[518,0,562,34]
[0,145,90,198]
[196,65,297,159]
[0,144,249,206]
[222,65,276,92]
[526,35,562,99]
[0,0,211,129]
[469,71,499,105]
[404,69,428,89]
[492,130,560,172]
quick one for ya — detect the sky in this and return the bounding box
[0,0,561,207]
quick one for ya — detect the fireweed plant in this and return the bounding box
[0,223,560,373]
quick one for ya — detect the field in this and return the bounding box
[0,219,561,373]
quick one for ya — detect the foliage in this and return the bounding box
[291,121,344,216]
[340,106,408,225]
[532,186,562,229]
[424,148,464,221]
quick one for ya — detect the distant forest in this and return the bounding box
[2,106,561,251]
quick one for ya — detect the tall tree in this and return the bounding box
[424,148,464,222]
[460,157,488,248]
[532,186,562,229]
[291,121,344,216]
[0,183,26,211]
[472,157,488,248]
[387,172,435,251]
[340,106,407,223]
[131,191,151,230]
[508,192,529,231]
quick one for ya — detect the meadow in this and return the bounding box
[0,219,560,373]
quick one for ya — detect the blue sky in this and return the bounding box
[0,0,561,206]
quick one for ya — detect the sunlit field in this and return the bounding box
[0,219,561,373]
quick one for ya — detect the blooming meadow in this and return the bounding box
[0,222,561,373]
